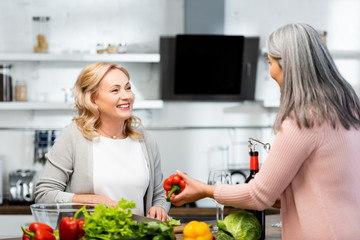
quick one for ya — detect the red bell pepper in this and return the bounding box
[22,228,31,240]
[163,174,186,202]
[59,208,85,240]
[21,222,56,240]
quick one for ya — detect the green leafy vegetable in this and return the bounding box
[77,198,174,240]
[217,210,261,240]
[217,230,234,240]
[81,199,137,239]
[166,218,181,226]
[137,221,174,239]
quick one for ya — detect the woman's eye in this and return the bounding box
[112,89,119,93]
[126,86,132,90]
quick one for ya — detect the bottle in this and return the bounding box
[245,150,265,240]
[0,64,13,101]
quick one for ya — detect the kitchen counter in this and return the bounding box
[0,199,280,216]
[0,200,32,214]
[169,206,280,222]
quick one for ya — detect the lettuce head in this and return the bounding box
[217,210,261,240]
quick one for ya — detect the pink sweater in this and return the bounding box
[214,119,360,239]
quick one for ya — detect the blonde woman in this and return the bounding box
[35,62,170,221]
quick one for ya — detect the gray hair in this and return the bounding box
[266,23,360,131]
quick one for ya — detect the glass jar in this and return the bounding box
[117,42,127,53]
[107,44,117,54]
[96,43,105,54]
[15,80,28,101]
[0,64,13,101]
[33,16,50,53]
[318,30,327,44]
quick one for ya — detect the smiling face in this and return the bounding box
[268,55,283,90]
[93,68,134,125]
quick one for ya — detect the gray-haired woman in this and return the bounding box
[169,23,360,239]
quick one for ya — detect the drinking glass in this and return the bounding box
[272,209,282,228]
[207,170,232,224]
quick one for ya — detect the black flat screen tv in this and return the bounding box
[160,34,259,101]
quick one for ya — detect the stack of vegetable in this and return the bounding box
[22,199,176,240]
[216,211,262,240]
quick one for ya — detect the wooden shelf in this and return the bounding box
[0,53,160,63]
[0,100,164,110]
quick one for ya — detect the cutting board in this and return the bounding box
[173,223,187,233]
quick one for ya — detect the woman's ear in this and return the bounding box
[90,94,97,106]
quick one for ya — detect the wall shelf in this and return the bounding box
[329,50,360,59]
[0,100,164,110]
[261,47,360,60]
[0,53,160,63]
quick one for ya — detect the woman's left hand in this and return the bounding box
[147,206,168,221]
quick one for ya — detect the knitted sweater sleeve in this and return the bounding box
[214,119,319,210]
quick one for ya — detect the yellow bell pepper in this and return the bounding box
[183,220,213,240]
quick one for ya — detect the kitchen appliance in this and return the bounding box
[160,35,259,101]
[9,169,36,203]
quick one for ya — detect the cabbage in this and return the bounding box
[217,210,262,240]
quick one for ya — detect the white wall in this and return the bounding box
[0,0,359,207]
[225,0,360,104]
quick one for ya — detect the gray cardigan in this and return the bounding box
[35,122,170,214]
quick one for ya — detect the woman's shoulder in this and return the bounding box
[62,121,80,133]
[278,117,328,143]
[58,121,84,139]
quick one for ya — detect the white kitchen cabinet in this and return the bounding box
[0,214,34,239]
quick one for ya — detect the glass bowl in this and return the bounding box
[30,203,97,230]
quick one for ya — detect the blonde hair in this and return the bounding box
[73,62,143,140]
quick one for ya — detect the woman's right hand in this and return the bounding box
[72,194,118,207]
[169,170,216,207]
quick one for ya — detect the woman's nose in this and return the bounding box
[120,89,130,99]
